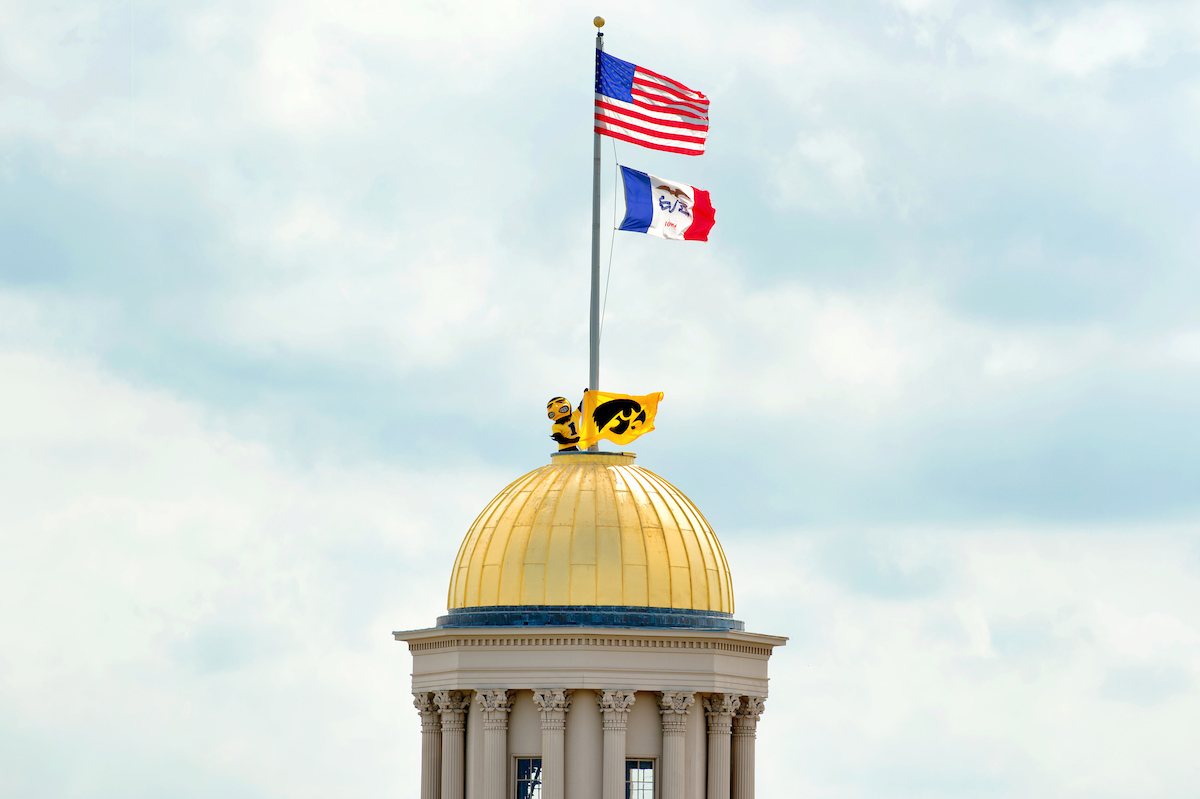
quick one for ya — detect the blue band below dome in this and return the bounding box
[437,605,744,631]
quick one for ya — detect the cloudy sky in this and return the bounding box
[3,0,1199,796]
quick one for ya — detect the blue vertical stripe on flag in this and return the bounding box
[618,167,653,233]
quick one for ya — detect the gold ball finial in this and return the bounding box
[594,16,605,28]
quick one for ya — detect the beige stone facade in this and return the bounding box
[397,626,784,799]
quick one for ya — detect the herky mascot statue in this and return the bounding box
[547,396,581,452]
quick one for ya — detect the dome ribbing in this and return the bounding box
[447,452,734,613]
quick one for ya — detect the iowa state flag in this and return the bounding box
[579,390,664,449]
[618,166,715,241]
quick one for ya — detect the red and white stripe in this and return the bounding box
[595,65,709,156]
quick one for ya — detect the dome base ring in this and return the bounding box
[437,605,744,631]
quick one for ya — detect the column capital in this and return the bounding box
[659,691,694,738]
[435,690,472,732]
[432,686,468,710]
[658,691,696,717]
[598,689,636,733]
[532,689,574,714]
[734,697,765,727]
[414,691,439,715]
[703,693,741,718]
[597,689,636,715]
[475,689,513,714]
[414,691,442,732]
[704,693,738,740]
[435,690,472,713]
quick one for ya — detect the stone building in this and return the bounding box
[395,451,785,799]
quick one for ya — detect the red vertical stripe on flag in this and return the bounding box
[683,189,715,241]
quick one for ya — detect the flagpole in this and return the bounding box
[588,18,604,451]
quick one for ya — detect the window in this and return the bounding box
[625,759,654,799]
[515,757,542,799]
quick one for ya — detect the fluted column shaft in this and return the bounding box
[659,692,695,799]
[533,690,573,799]
[415,693,442,799]
[731,698,764,799]
[598,690,636,799]
[703,694,738,799]
[436,691,471,799]
[476,690,513,799]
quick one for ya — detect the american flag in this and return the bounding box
[594,50,709,156]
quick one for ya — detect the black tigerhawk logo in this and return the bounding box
[591,398,647,436]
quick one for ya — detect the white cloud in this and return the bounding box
[217,247,501,368]
[0,340,506,797]
[1046,7,1152,76]
[588,246,1128,424]
[1159,329,1200,366]
[957,4,1158,76]
[731,525,1200,797]
[0,1,119,90]
[256,17,370,130]
[774,131,875,213]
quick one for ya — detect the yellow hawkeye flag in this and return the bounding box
[579,391,664,449]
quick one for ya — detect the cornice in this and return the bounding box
[394,626,787,655]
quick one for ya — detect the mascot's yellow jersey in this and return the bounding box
[546,396,581,451]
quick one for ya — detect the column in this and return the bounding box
[702,694,738,799]
[436,690,472,799]
[597,690,636,799]
[476,690,513,799]
[731,698,764,799]
[658,692,695,799]
[415,692,442,799]
[533,689,573,799]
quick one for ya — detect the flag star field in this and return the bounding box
[594,49,710,155]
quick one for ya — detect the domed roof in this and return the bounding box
[448,452,734,613]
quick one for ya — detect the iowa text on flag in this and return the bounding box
[580,390,664,449]
[594,50,709,156]
[618,167,715,242]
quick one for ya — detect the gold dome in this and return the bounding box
[448,452,734,613]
